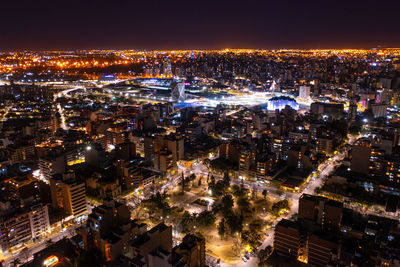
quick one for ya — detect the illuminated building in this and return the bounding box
[307,234,339,266]
[310,102,344,118]
[84,199,146,262]
[0,211,31,254]
[105,127,128,150]
[120,160,142,189]
[351,140,385,177]
[84,143,108,169]
[119,158,158,189]
[267,96,299,111]
[288,129,310,144]
[130,223,172,266]
[115,141,136,160]
[49,171,87,221]
[256,153,275,180]
[28,203,50,242]
[370,103,388,118]
[154,150,173,172]
[7,143,35,164]
[39,153,66,182]
[144,136,155,166]
[384,160,400,184]
[274,219,301,260]
[171,82,186,101]
[171,234,206,267]
[315,137,333,154]
[24,238,80,267]
[86,173,122,199]
[154,134,184,169]
[299,85,311,100]
[348,100,357,121]
[298,194,343,233]
[274,195,342,266]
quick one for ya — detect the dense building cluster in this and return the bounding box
[0,49,400,267]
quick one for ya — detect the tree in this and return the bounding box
[226,212,243,235]
[197,210,216,227]
[241,230,262,250]
[222,172,230,188]
[258,246,272,266]
[236,196,250,212]
[221,194,234,216]
[249,219,263,233]
[232,237,244,257]
[218,219,226,239]
[180,211,195,233]
[213,180,226,196]
[271,199,289,216]
[262,189,267,199]
[212,202,222,214]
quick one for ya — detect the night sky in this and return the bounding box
[1,0,400,50]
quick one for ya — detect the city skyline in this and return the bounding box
[1,2,400,266]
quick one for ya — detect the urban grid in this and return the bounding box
[1,2,400,267]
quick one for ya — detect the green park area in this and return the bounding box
[129,172,290,264]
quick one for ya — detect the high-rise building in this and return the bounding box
[153,134,184,171]
[28,204,50,242]
[274,219,301,259]
[298,194,343,233]
[115,141,136,160]
[0,211,31,254]
[310,102,344,118]
[348,101,357,121]
[130,223,173,266]
[144,136,155,166]
[84,143,108,169]
[350,140,385,177]
[299,85,311,100]
[315,137,333,154]
[39,153,65,182]
[171,82,185,101]
[370,103,388,118]
[172,234,206,267]
[7,143,35,164]
[50,171,87,221]
[307,234,339,266]
[83,199,145,261]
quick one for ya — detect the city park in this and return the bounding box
[127,161,291,264]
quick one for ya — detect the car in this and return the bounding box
[265,232,269,237]
[242,256,247,262]
[245,254,250,260]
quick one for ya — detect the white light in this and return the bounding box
[86,146,92,151]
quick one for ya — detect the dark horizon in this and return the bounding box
[1,0,400,51]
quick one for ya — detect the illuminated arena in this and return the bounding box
[265,96,299,111]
